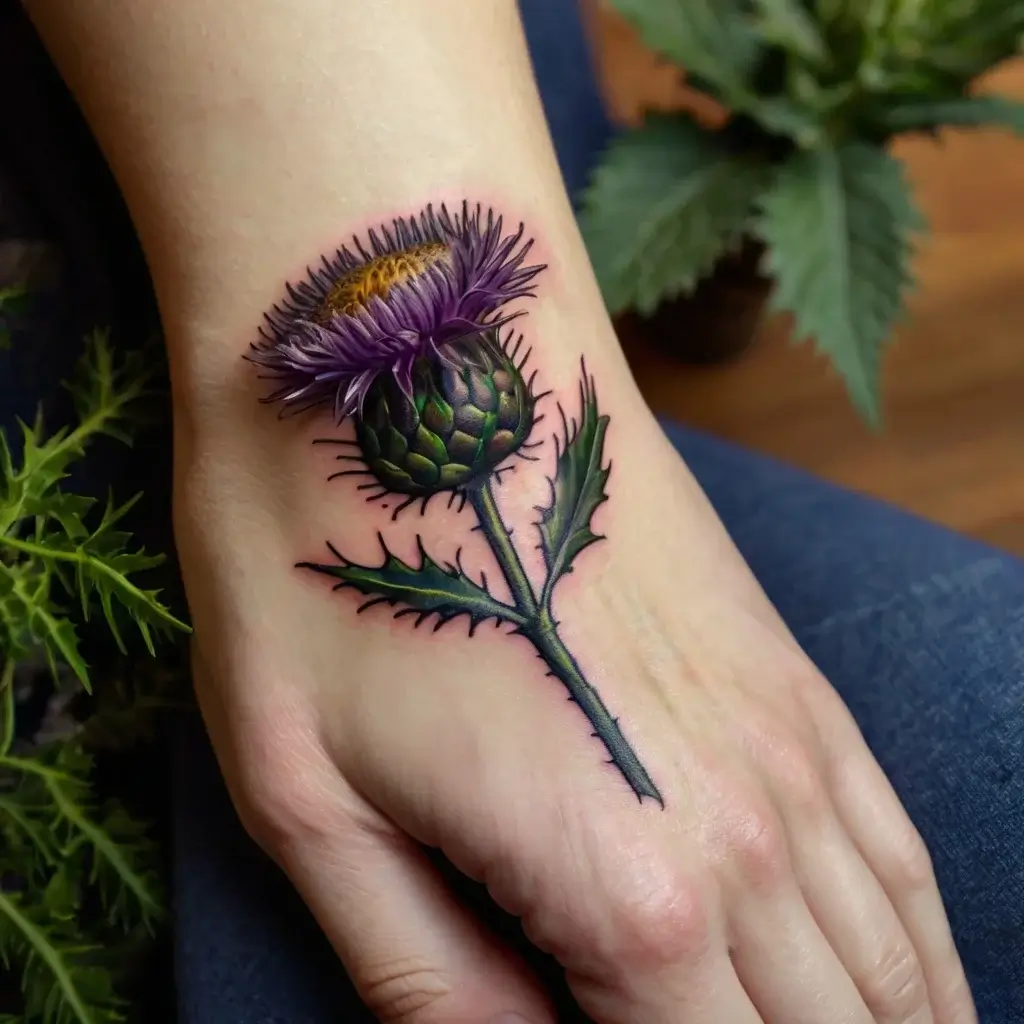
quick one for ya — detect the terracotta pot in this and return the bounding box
[627,238,772,365]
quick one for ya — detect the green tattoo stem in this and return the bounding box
[469,480,663,805]
[469,479,539,617]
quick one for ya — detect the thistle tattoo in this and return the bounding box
[248,202,661,804]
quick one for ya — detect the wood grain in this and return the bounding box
[588,5,1024,553]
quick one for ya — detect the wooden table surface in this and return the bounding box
[589,7,1024,554]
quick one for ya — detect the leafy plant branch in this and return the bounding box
[582,0,1024,424]
[1,328,190,1023]
[0,751,163,931]
[302,364,662,804]
[0,889,127,1024]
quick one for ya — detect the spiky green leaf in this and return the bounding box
[24,493,96,542]
[536,367,610,610]
[0,332,147,539]
[43,869,81,924]
[0,745,164,934]
[0,497,189,665]
[0,790,64,873]
[880,94,1024,136]
[299,536,527,634]
[749,0,828,63]
[0,306,175,1023]
[0,562,90,688]
[0,890,127,1024]
[606,0,826,144]
[755,143,924,426]
[581,115,769,315]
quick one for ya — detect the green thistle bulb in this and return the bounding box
[356,329,535,496]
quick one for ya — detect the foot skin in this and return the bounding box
[175,201,977,1024]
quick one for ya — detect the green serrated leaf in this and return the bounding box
[607,0,830,143]
[0,563,91,689]
[0,419,79,539]
[581,115,769,315]
[0,746,164,935]
[880,93,1024,135]
[0,889,127,1024]
[24,492,96,541]
[608,0,759,103]
[0,331,149,539]
[36,608,90,690]
[299,535,528,634]
[755,143,924,426]
[43,869,80,923]
[86,801,164,933]
[0,791,64,872]
[536,367,610,611]
[0,508,188,662]
[750,0,829,63]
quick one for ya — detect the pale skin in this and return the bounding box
[25,2,978,1022]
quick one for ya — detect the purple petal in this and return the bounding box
[248,202,547,422]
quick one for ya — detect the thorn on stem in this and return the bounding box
[328,470,372,481]
[392,495,416,520]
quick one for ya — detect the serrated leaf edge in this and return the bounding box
[299,533,529,636]
[535,361,610,612]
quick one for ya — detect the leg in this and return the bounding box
[171,1,613,1020]
[667,423,1024,1024]
[173,420,1024,1023]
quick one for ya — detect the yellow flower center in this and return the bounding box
[314,242,450,321]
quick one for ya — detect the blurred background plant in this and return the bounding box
[0,327,190,1024]
[0,287,29,351]
[581,0,1024,425]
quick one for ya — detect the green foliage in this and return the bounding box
[1,745,162,931]
[609,0,761,100]
[299,535,528,633]
[756,143,923,424]
[0,332,188,691]
[536,367,611,610]
[1,330,190,1022]
[583,0,1024,423]
[0,287,30,352]
[879,93,1024,135]
[0,890,126,1024]
[580,115,769,314]
[606,0,1024,148]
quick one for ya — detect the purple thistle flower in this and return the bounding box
[248,202,545,421]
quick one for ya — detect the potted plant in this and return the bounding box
[580,0,1024,424]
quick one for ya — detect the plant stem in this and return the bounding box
[468,480,539,618]
[529,618,663,804]
[0,658,15,757]
[468,480,662,805]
